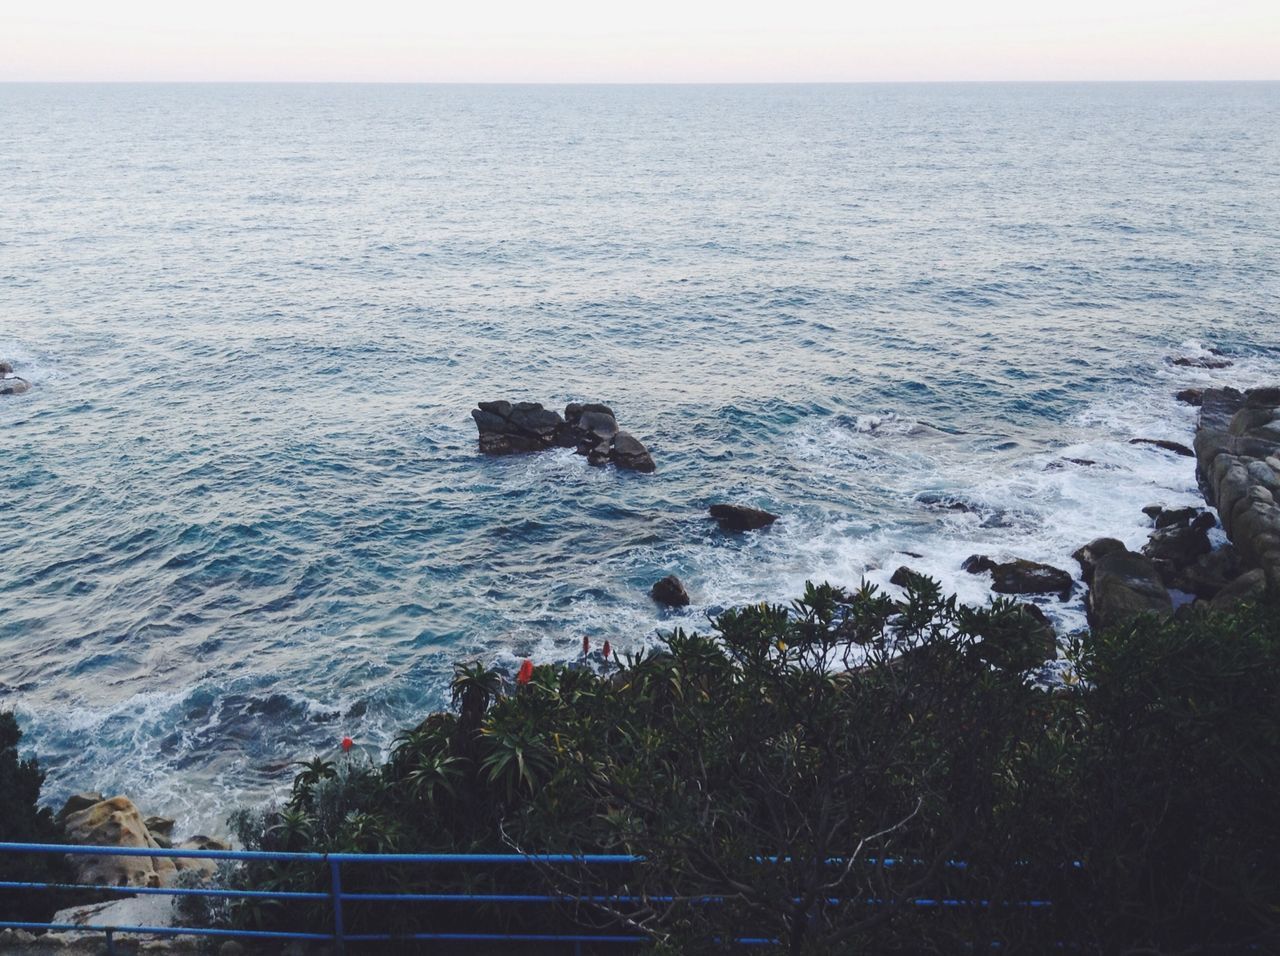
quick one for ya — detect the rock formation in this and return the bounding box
[650,575,691,607]
[471,401,655,473]
[961,555,1073,601]
[1193,387,1280,589]
[0,358,31,396]
[708,504,779,532]
[1085,548,1173,630]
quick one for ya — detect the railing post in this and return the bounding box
[104,927,116,955]
[329,858,347,956]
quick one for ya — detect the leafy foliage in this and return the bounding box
[0,712,70,922]
[222,581,1280,953]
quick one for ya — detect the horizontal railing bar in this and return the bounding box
[0,921,332,941]
[0,879,329,901]
[0,843,638,864]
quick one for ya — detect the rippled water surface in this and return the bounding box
[2,83,1279,830]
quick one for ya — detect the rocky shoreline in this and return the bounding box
[4,382,1276,953]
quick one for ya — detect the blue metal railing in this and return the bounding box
[0,842,1057,952]
[0,842,652,953]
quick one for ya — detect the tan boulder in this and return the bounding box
[62,796,177,888]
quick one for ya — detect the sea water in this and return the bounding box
[2,83,1278,831]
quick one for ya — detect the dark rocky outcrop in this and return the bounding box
[1193,387,1280,589]
[1129,438,1194,457]
[471,401,655,473]
[1142,505,1214,531]
[1072,537,1127,585]
[650,575,690,608]
[0,365,31,395]
[1086,548,1173,630]
[1172,355,1232,369]
[962,555,1073,601]
[1176,388,1205,407]
[1210,568,1267,611]
[889,566,929,589]
[709,504,779,533]
[1169,545,1242,600]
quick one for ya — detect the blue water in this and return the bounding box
[2,83,1279,831]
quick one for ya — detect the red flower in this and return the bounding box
[602,641,612,660]
[341,736,354,753]
[516,660,534,685]
[582,635,590,656]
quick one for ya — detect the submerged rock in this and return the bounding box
[1172,355,1233,369]
[471,400,655,472]
[1176,388,1205,407]
[709,504,779,532]
[962,555,1073,601]
[1129,437,1194,457]
[1086,549,1172,630]
[651,575,691,607]
[0,375,31,396]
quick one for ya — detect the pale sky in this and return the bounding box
[2,0,1277,82]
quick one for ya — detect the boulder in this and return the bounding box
[889,566,930,589]
[173,835,232,882]
[1172,355,1232,369]
[709,504,779,532]
[1142,505,1211,530]
[471,400,656,472]
[145,816,176,848]
[1194,387,1280,589]
[961,555,1073,601]
[0,376,31,396]
[1086,549,1172,630]
[1171,545,1242,599]
[0,360,11,374]
[1129,438,1194,457]
[1072,537,1127,585]
[650,575,690,607]
[1142,522,1212,574]
[62,796,178,887]
[57,791,105,821]
[1176,388,1205,407]
[1210,568,1268,611]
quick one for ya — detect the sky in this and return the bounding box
[2,0,1277,83]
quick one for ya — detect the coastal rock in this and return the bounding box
[62,796,178,887]
[1176,388,1205,407]
[1086,549,1172,630]
[709,504,779,532]
[1172,355,1232,369]
[471,400,656,473]
[1142,521,1212,573]
[889,566,929,589]
[145,816,177,848]
[173,835,232,882]
[1170,545,1242,599]
[961,555,1073,601]
[1193,387,1280,589]
[1129,438,1194,457]
[57,792,105,821]
[0,376,31,396]
[0,360,11,374]
[1210,568,1267,611]
[1072,537,1127,585]
[650,575,691,607]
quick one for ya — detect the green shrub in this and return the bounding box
[0,712,70,923]
[222,582,1280,953]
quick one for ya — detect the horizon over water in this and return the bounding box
[2,82,1279,833]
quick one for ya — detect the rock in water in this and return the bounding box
[1086,549,1173,630]
[1129,438,1194,457]
[651,575,691,607]
[471,400,656,472]
[1176,388,1205,406]
[0,360,11,374]
[1072,537,1127,585]
[962,555,1074,601]
[0,376,31,396]
[889,566,930,588]
[1193,387,1280,589]
[709,504,779,532]
[1172,355,1232,369]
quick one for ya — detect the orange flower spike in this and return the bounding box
[516,659,535,685]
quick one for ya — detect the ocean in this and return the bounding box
[2,82,1278,832]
